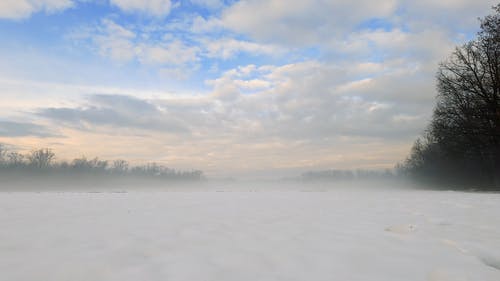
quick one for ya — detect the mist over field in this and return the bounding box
[1,167,498,280]
[0,175,406,192]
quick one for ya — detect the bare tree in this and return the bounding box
[112,159,129,174]
[0,144,7,165]
[7,152,25,167]
[27,148,55,169]
[403,5,500,188]
[71,157,107,171]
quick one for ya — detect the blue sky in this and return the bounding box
[0,0,497,178]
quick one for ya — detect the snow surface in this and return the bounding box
[0,186,499,281]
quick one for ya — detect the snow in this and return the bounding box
[0,186,499,281]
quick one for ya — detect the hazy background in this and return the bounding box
[0,0,497,179]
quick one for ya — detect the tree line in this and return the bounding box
[301,169,397,182]
[0,145,204,181]
[399,5,500,190]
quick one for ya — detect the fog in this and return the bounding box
[1,162,499,281]
[0,172,417,193]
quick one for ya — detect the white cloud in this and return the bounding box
[110,0,172,17]
[0,0,73,19]
[202,38,283,59]
[0,55,437,174]
[18,59,429,143]
[330,28,456,65]
[190,15,222,33]
[93,19,137,62]
[75,19,199,71]
[220,0,397,45]
[233,79,271,91]
[400,0,498,31]
[219,0,496,48]
[137,40,199,66]
[198,60,431,143]
[73,60,428,171]
[71,18,290,78]
[159,66,197,80]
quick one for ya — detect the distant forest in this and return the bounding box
[399,5,500,190]
[301,169,397,182]
[0,145,204,181]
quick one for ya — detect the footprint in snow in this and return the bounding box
[441,239,500,271]
[476,250,500,271]
[385,224,417,234]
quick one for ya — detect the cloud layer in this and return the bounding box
[0,0,498,177]
[0,0,73,19]
[0,120,55,137]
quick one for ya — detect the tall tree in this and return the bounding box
[404,5,500,188]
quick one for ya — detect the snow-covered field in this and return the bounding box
[1,186,499,281]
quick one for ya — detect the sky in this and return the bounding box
[0,0,497,178]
